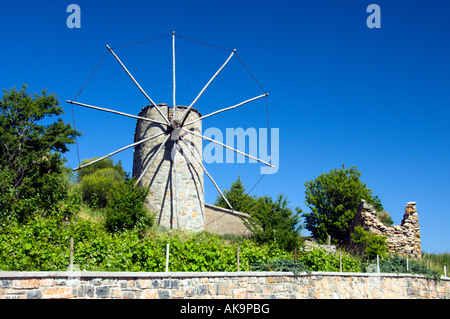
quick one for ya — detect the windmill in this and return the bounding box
[67,32,273,231]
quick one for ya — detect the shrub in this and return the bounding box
[351,225,389,259]
[77,158,128,182]
[361,255,441,281]
[104,180,153,233]
[77,168,124,208]
[376,210,394,226]
[215,177,303,251]
[298,248,361,272]
[250,258,309,274]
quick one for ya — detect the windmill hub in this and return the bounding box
[170,119,182,130]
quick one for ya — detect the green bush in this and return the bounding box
[351,226,389,259]
[0,218,295,272]
[77,168,124,208]
[298,248,361,272]
[104,180,153,233]
[215,177,303,251]
[250,258,309,274]
[361,255,441,281]
[0,217,71,271]
[77,158,128,182]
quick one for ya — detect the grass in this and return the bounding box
[421,251,450,276]
[75,203,106,224]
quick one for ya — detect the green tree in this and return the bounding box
[0,85,80,221]
[215,177,303,250]
[214,176,256,213]
[303,165,383,245]
[246,194,303,251]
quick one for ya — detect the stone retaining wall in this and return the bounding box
[1,271,448,299]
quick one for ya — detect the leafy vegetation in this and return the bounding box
[303,165,383,245]
[76,157,153,232]
[361,255,441,281]
[215,177,303,251]
[0,86,446,278]
[298,248,361,272]
[0,85,80,223]
[0,217,292,272]
[350,226,389,259]
[250,258,309,274]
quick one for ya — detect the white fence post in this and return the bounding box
[376,255,380,273]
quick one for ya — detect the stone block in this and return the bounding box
[39,279,54,287]
[232,288,247,299]
[195,284,207,295]
[143,289,158,299]
[76,284,94,298]
[26,290,42,299]
[122,291,135,299]
[13,279,39,289]
[42,287,73,299]
[163,279,179,289]
[95,286,109,298]
[158,289,170,299]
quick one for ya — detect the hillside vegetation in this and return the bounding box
[0,86,445,280]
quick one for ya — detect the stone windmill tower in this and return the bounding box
[133,104,205,230]
[67,32,273,231]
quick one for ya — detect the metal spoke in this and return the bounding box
[184,93,268,126]
[179,49,236,123]
[106,44,170,124]
[66,100,168,126]
[183,137,234,211]
[74,131,166,171]
[182,128,274,168]
[134,134,171,185]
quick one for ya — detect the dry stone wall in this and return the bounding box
[1,271,448,299]
[351,200,421,259]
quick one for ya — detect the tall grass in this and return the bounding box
[421,251,450,276]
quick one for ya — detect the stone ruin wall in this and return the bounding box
[351,200,421,259]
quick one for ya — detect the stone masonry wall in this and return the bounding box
[133,104,204,231]
[0,271,448,299]
[351,200,421,259]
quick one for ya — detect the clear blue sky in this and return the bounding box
[1,1,449,253]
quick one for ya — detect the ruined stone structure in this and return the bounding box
[133,104,205,231]
[350,200,421,259]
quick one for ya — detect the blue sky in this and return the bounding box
[1,1,449,253]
